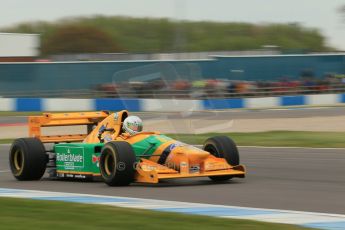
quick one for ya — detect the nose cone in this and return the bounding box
[180,145,210,163]
[166,145,210,169]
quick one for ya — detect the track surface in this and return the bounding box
[1,144,344,215]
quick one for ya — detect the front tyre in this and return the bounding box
[99,141,136,186]
[203,136,240,182]
[9,138,47,181]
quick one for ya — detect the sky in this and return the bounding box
[1,0,345,50]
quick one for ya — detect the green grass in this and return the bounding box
[0,197,310,230]
[0,111,43,116]
[168,131,345,148]
[0,139,13,144]
[1,131,344,148]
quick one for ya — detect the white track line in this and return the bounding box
[0,188,344,230]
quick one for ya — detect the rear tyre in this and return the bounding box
[203,136,240,182]
[9,138,47,181]
[99,141,136,186]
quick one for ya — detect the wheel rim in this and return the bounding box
[13,149,24,174]
[104,150,115,176]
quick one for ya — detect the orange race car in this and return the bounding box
[9,110,245,186]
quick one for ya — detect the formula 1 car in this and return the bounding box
[9,110,245,186]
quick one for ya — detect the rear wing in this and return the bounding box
[29,111,109,143]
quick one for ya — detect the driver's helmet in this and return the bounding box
[122,116,143,135]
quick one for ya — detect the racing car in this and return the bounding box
[9,110,245,186]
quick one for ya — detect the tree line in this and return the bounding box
[1,16,333,56]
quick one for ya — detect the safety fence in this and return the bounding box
[1,84,345,99]
[1,54,345,93]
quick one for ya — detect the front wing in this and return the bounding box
[135,159,245,183]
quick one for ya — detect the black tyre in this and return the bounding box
[9,138,47,181]
[203,136,239,182]
[99,141,136,186]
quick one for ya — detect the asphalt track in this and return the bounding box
[1,144,344,215]
[1,106,345,124]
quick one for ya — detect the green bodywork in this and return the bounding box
[130,134,173,157]
[54,134,175,177]
[55,143,104,175]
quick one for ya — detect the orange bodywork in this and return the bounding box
[28,111,109,143]
[28,110,246,183]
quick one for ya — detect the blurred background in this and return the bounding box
[1,2,345,224]
[0,0,345,99]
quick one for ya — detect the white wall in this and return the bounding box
[141,99,203,112]
[0,98,15,111]
[42,99,94,111]
[0,33,40,57]
[245,97,279,109]
[305,94,339,105]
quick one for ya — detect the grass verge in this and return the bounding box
[0,131,344,148]
[168,131,345,148]
[0,139,13,144]
[0,111,43,116]
[0,197,310,230]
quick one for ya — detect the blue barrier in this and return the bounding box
[95,99,141,112]
[280,95,305,106]
[16,98,42,111]
[203,98,244,110]
[341,94,345,103]
[2,93,345,112]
